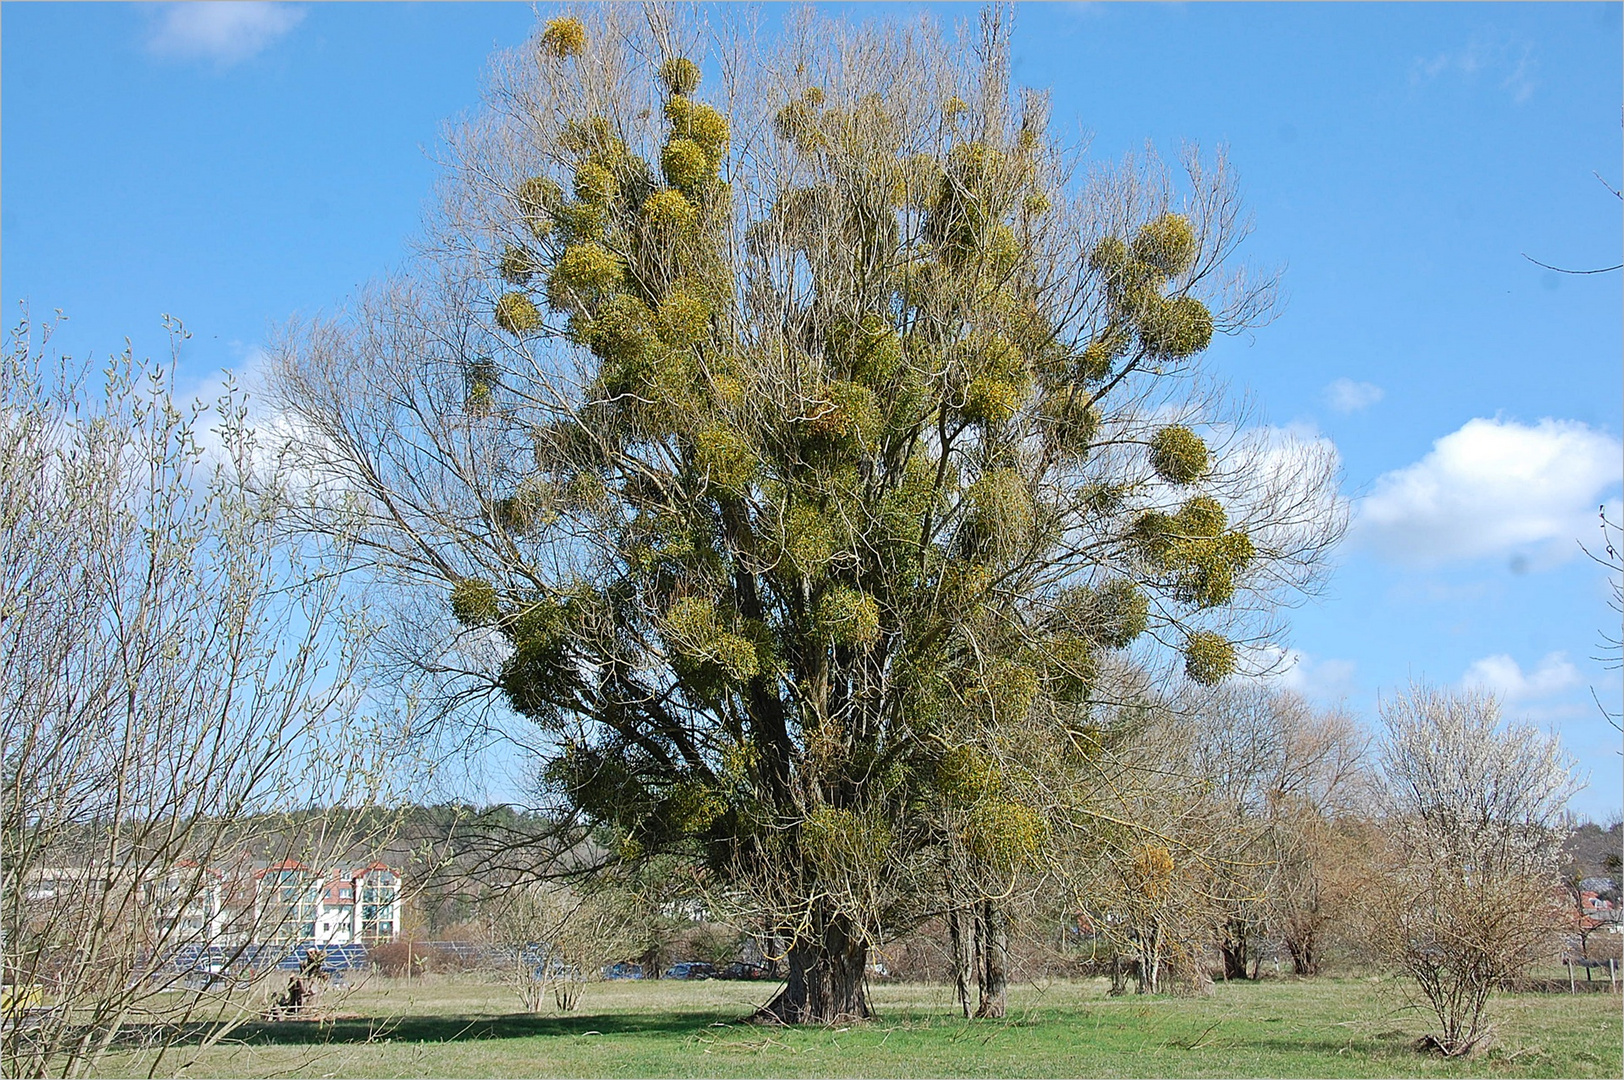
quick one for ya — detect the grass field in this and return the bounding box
[96,973,1621,1079]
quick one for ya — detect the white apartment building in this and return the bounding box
[25,863,224,942]
[21,858,404,949]
[256,860,404,946]
[142,862,227,942]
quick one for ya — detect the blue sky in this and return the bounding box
[5,2,1620,815]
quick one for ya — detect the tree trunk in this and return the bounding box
[1220,919,1249,981]
[1285,930,1317,975]
[754,908,871,1024]
[1298,941,1315,976]
[947,905,975,1018]
[973,899,1008,1018]
[1141,923,1161,993]
[1109,953,1137,996]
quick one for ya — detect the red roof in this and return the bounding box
[173,860,223,877]
[320,877,358,902]
[254,860,311,879]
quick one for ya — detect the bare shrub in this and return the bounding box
[1371,684,1577,1056]
[1,315,399,1077]
[483,882,640,1012]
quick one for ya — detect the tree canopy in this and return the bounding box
[271,5,1343,1022]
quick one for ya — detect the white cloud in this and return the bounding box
[1412,38,1490,83]
[1462,651,1581,702]
[1411,35,1538,103]
[147,2,305,66]
[1277,650,1357,701]
[1220,421,1349,541]
[1502,49,1537,105]
[178,345,286,476]
[183,342,274,411]
[1323,378,1384,414]
[1240,645,1357,703]
[1354,417,1622,567]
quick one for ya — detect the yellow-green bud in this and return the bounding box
[693,425,757,496]
[450,579,500,626]
[687,104,730,164]
[516,176,560,239]
[1177,494,1226,538]
[573,161,618,205]
[1139,295,1213,358]
[964,800,1048,869]
[1038,386,1099,455]
[548,242,623,301]
[1132,212,1197,277]
[960,468,1033,559]
[642,189,698,232]
[661,138,710,190]
[812,585,881,647]
[655,289,711,346]
[780,504,835,581]
[499,245,535,285]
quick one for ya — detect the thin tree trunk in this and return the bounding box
[973,899,1008,1019]
[947,904,975,1018]
[1143,922,1162,994]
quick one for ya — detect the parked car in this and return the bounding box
[531,958,573,980]
[718,961,770,980]
[663,961,717,980]
[182,962,230,990]
[603,962,644,980]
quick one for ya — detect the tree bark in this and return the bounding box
[947,905,975,1018]
[1141,922,1162,993]
[1220,919,1249,981]
[1284,928,1318,975]
[1109,953,1135,996]
[973,899,1008,1019]
[754,908,871,1024]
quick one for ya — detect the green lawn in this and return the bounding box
[96,974,1621,1078]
